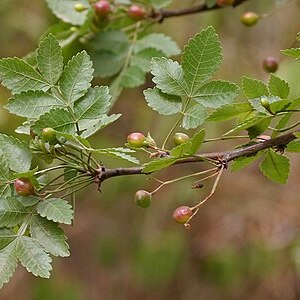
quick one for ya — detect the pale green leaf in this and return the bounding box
[30,215,69,257]
[0,228,16,251]
[182,104,207,129]
[143,157,177,173]
[16,196,40,207]
[242,76,268,99]
[96,148,140,164]
[150,0,172,9]
[120,66,145,88]
[143,87,182,115]
[37,198,73,225]
[268,74,290,99]
[131,48,164,73]
[0,154,9,181]
[249,96,281,114]
[182,26,222,95]
[260,150,290,184]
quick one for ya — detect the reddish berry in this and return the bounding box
[127,132,147,148]
[134,190,152,208]
[14,178,35,197]
[240,11,259,27]
[74,3,87,12]
[42,128,56,143]
[216,0,234,6]
[263,57,278,73]
[173,133,190,146]
[173,206,193,224]
[128,5,146,19]
[94,0,111,16]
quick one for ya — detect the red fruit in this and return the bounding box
[173,206,193,224]
[263,57,278,73]
[94,0,111,16]
[240,11,259,27]
[127,132,146,148]
[216,0,234,6]
[134,190,152,208]
[14,178,35,197]
[128,5,146,19]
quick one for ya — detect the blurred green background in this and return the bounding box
[1,1,300,299]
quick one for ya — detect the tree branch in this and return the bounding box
[99,131,297,182]
[149,0,251,22]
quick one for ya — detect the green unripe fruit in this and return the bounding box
[173,133,190,145]
[173,206,193,224]
[240,11,259,27]
[127,132,147,148]
[94,0,111,16]
[263,57,278,73]
[216,0,234,6]
[14,178,35,197]
[42,128,56,143]
[128,5,146,19]
[134,190,152,208]
[74,3,87,12]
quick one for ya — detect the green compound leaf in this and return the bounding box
[143,87,182,115]
[30,215,70,257]
[5,90,64,119]
[16,236,52,278]
[59,51,93,105]
[120,66,145,88]
[45,0,90,25]
[143,157,177,173]
[268,74,290,99]
[37,198,74,225]
[0,134,32,173]
[37,33,64,85]
[259,149,290,184]
[182,104,208,129]
[193,80,239,108]
[151,57,188,96]
[182,26,222,96]
[0,58,49,94]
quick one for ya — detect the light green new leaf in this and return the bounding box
[0,228,16,251]
[0,197,28,227]
[30,215,69,257]
[37,198,73,225]
[74,86,111,121]
[143,87,182,115]
[0,134,32,173]
[120,66,145,88]
[260,150,290,184]
[59,51,93,105]
[5,90,64,119]
[143,157,177,173]
[182,26,222,95]
[193,80,239,108]
[16,236,52,278]
[33,108,75,135]
[231,151,263,172]
[96,148,140,164]
[45,0,89,25]
[151,57,188,96]
[281,48,300,59]
[37,33,63,85]
[182,104,207,129]
[242,76,268,99]
[0,58,49,94]
[0,240,18,288]
[131,48,164,73]
[170,142,193,158]
[268,74,290,99]
[134,33,180,57]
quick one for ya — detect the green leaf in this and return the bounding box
[37,198,73,225]
[286,140,300,152]
[242,76,268,99]
[0,197,28,227]
[30,215,69,257]
[259,150,290,184]
[33,108,75,135]
[120,66,145,88]
[193,80,239,108]
[206,103,253,122]
[16,236,52,278]
[134,33,180,57]
[151,58,188,96]
[0,134,32,173]
[143,157,177,173]
[131,48,164,73]
[249,96,281,114]
[150,0,172,9]
[182,104,207,129]
[0,185,12,199]
[247,117,271,139]
[170,142,193,158]
[0,58,49,94]
[0,154,9,181]
[189,129,205,155]
[0,240,18,288]
[45,0,90,25]
[59,51,93,105]
[143,88,182,115]
[0,228,16,251]
[182,26,222,95]
[231,152,263,172]
[96,148,140,164]
[5,90,64,119]
[37,34,64,85]
[16,196,40,207]
[281,48,300,59]
[268,74,290,99]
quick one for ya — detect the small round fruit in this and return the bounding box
[128,5,146,19]
[14,178,35,197]
[94,0,111,16]
[42,128,56,143]
[127,132,146,148]
[74,3,87,12]
[173,206,193,224]
[173,133,190,146]
[240,11,259,27]
[134,190,152,208]
[263,56,278,73]
[216,0,234,6]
